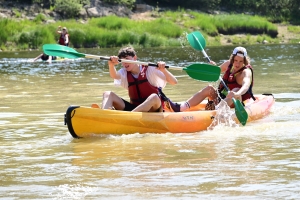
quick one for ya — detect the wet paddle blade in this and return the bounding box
[186,31,206,51]
[183,63,220,82]
[232,98,248,126]
[43,44,85,59]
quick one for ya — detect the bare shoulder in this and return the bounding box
[243,67,252,77]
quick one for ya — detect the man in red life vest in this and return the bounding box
[96,46,178,112]
[57,26,69,46]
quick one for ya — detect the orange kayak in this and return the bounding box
[64,94,274,138]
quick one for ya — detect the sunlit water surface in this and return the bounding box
[1,44,300,199]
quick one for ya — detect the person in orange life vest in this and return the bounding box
[100,46,178,112]
[170,46,255,112]
[57,26,69,46]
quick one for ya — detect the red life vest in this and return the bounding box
[58,33,69,46]
[219,64,255,101]
[127,66,161,106]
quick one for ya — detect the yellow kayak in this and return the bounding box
[64,94,274,138]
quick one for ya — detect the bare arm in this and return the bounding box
[234,68,252,96]
[156,61,178,85]
[33,54,43,62]
[108,56,121,79]
[64,34,69,44]
[57,26,62,34]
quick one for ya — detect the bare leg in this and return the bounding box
[132,94,162,112]
[102,91,125,110]
[187,85,218,107]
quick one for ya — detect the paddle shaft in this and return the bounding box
[42,44,182,70]
[191,34,231,91]
[83,53,220,80]
[81,54,185,71]
[43,44,221,81]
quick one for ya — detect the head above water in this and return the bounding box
[118,47,136,59]
[230,46,250,66]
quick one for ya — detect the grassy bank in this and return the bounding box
[1,10,300,51]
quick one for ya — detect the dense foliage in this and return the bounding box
[102,0,136,8]
[1,11,285,51]
[144,0,300,24]
[3,0,299,24]
[53,0,84,18]
[1,0,299,51]
[5,0,90,18]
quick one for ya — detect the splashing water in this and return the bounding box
[179,32,202,61]
[208,99,239,130]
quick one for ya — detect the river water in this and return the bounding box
[1,44,300,199]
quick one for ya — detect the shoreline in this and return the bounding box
[216,24,299,46]
[0,10,299,52]
[131,12,299,46]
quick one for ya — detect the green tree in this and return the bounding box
[54,0,83,18]
[102,0,136,8]
[144,0,298,23]
[143,0,221,10]
[290,0,300,24]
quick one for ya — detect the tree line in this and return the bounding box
[3,0,300,24]
[144,0,300,24]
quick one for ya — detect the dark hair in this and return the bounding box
[118,47,136,59]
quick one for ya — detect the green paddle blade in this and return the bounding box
[232,98,248,126]
[43,44,85,59]
[186,31,206,51]
[183,63,220,82]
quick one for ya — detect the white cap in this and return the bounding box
[232,46,247,57]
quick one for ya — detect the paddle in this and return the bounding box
[43,44,220,82]
[187,31,248,125]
